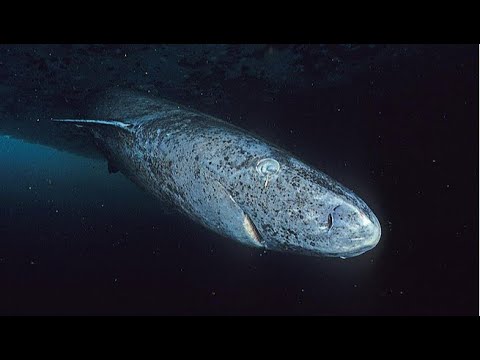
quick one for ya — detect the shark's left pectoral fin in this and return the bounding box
[205,180,263,248]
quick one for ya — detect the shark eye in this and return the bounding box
[256,158,280,176]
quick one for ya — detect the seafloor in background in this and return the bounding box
[0,44,477,315]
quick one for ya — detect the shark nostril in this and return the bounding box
[327,213,333,230]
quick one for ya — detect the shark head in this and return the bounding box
[195,129,381,258]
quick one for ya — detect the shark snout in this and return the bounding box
[327,204,381,258]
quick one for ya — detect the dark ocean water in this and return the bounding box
[0,44,478,315]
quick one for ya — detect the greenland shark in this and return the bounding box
[53,88,381,258]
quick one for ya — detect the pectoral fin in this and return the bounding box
[107,160,119,174]
[206,180,263,248]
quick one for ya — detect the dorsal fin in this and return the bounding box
[51,118,133,130]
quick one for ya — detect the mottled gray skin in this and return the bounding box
[69,89,381,258]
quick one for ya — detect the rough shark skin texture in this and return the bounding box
[62,89,381,258]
